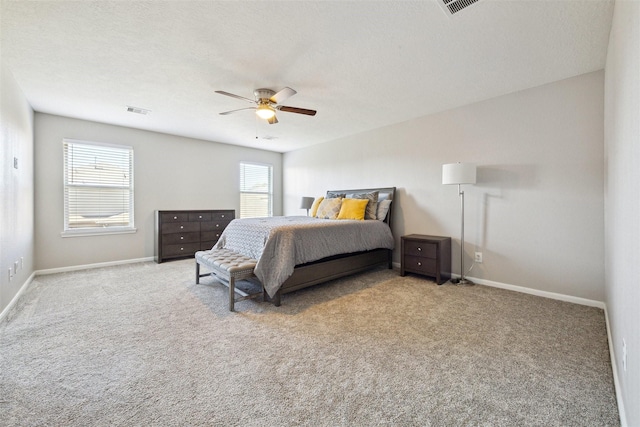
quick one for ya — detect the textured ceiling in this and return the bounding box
[1,1,614,153]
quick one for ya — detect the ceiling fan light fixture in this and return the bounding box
[256,104,275,120]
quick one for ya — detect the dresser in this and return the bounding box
[400,234,451,284]
[155,210,235,263]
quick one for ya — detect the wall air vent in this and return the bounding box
[437,0,481,16]
[126,106,151,115]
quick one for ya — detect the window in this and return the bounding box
[240,162,272,218]
[63,139,135,236]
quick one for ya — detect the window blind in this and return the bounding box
[63,139,134,233]
[240,162,272,218]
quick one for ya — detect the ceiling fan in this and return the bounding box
[215,87,317,124]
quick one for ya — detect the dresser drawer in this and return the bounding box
[162,231,200,245]
[404,240,437,258]
[201,241,216,251]
[201,220,232,232]
[212,212,233,221]
[189,212,212,221]
[404,255,437,275]
[162,242,201,257]
[162,222,200,234]
[161,213,189,222]
[201,230,224,242]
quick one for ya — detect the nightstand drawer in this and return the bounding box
[162,232,200,245]
[404,240,437,258]
[404,255,436,274]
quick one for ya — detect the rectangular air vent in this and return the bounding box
[126,106,151,115]
[437,0,481,16]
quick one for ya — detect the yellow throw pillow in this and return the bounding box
[337,198,369,220]
[315,197,343,219]
[310,197,324,217]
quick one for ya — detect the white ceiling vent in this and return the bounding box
[437,0,482,17]
[126,106,151,115]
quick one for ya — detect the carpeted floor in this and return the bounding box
[0,259,619,426]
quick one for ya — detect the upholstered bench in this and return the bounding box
[195,248,261,311]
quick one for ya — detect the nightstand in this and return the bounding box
[400,234,451,284]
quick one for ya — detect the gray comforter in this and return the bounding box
[213,216,394,297]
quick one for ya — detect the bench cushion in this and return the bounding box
[195,248,257,279]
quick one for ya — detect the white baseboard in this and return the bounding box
[465,274,605,309]
[396,267,604,309]
[604,305,627,426]
[35,257,155,276]
[0,271,36,323]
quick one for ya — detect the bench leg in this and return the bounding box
[195,261,200,284]
[229,277,235,312]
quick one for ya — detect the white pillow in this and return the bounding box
[376,199,392,221]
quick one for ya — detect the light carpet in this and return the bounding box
[0,259,619,426]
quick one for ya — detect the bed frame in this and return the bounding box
[267,187,396,306]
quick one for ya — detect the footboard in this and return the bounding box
[270,248,391,304]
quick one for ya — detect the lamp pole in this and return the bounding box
[458,184,472,285]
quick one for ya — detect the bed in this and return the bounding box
[198,187,395,306]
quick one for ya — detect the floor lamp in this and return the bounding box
[300,197,315,216]
[442,162,477,285]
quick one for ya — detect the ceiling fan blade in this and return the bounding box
[278,106,317,116]
[270,87,297,104]
[219,107,256,115]
[268,115,278,125]
[215,90,256,104]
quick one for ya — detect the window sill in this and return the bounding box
[61,228,137,238]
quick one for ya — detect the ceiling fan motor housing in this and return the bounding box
[254,88,276,102]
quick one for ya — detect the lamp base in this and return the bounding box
[450,277,475,286]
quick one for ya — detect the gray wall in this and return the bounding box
[604,0,639,424]
[283,71,605,302]
[0,62,35,315]
[34,114,282,271]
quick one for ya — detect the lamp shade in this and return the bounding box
[300,197,315,209]
[442,163,477,185]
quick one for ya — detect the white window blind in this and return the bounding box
[63,139,135,235]
[240,162,272,218]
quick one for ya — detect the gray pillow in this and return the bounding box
[326,191,346,199]
[351,191,379,220]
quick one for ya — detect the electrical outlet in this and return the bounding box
[475,252,483,263]
[13,157,18,169]
[622,339,627,372]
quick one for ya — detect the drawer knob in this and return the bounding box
[173,216,177,220]
[180,226,184,229]
[418,247,422,251]
[199,215,202,219]
[180,236,184,240]
[417,262,422,266]
[180,247,184,251]
[216,224,219,227]
[222,214,225,218]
